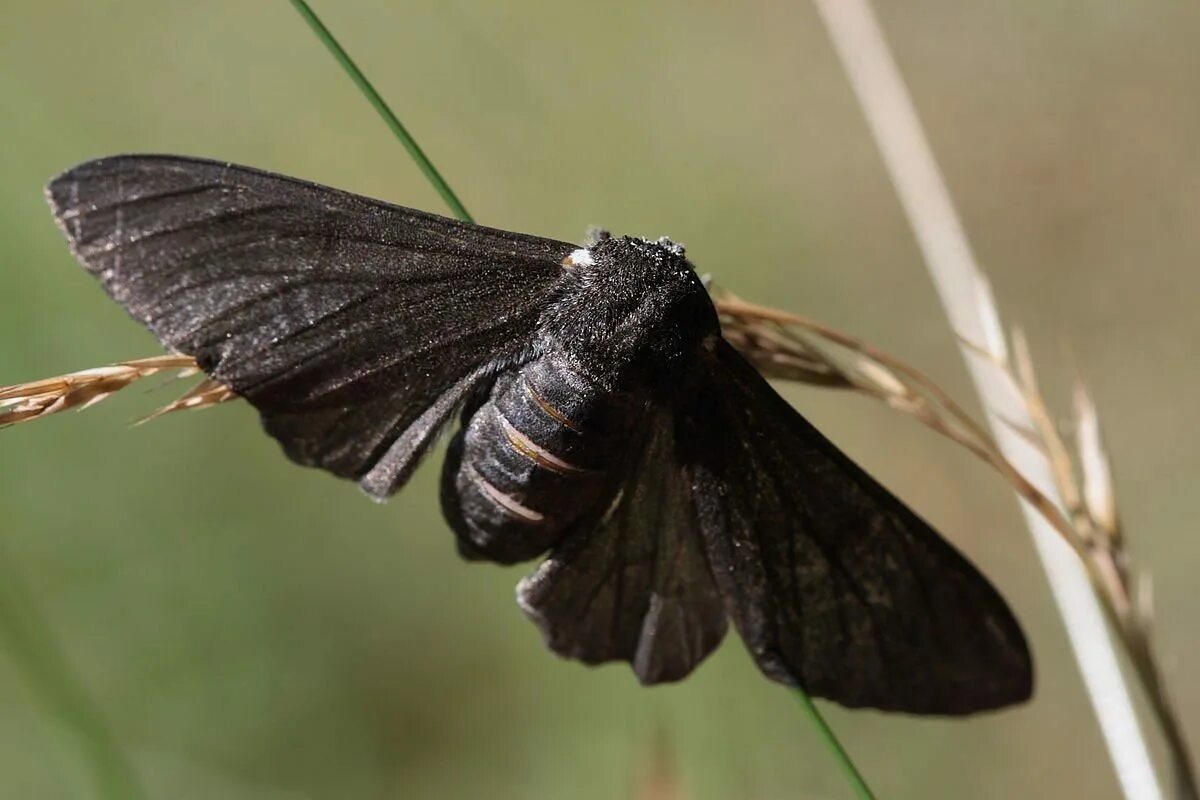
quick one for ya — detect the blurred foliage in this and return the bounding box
[1,2,1197,798]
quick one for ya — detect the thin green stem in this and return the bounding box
[288,2,876,797]
[794,691,877,800]
[287,0,474,223]
[0,541,143,800]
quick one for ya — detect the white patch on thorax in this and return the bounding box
[565,248,595,268]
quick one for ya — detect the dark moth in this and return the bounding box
[46,155,1032,714]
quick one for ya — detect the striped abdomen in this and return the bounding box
[441,353,638,563]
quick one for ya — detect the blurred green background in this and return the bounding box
[2,2,1198,798]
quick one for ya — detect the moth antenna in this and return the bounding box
[584,226,611,246]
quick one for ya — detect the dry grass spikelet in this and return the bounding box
[0,355,228,428]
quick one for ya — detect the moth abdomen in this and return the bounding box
[441,353,637,564]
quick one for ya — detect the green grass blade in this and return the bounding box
[287,0,474,224]
[287,1,877,796]
[794,690,877,799]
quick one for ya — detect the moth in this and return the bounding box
[45,155,1032,714]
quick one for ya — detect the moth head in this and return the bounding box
[544,234,718,390]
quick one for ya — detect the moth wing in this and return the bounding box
[676,339,1033,714]
[516,410,728,684]
[46,155,574,497]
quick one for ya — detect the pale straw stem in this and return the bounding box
[811,2,1164,797]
